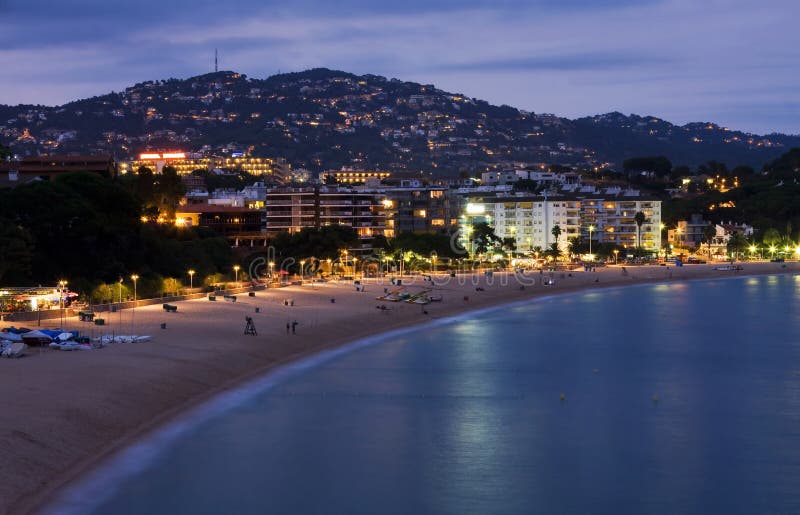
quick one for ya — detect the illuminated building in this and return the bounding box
[321,170,391,184]
[265,186,385,253]
[0,155,117,187]
[123,152,289,180]
[460,192,662,255]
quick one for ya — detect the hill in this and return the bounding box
[1,68,797,173]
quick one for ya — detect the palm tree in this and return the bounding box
[550,225,562,263]
[703,223,716,259]
[634,211,646,248]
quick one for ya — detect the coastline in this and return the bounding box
[3,262,797,515]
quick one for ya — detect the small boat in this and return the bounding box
[405,290,433,304]
[376,287,408,302]
[713,265,743,271]
[2,342,28,358]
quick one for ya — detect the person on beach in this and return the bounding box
[286,322,290,335]
[292,321,298,334]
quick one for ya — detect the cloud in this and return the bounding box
[0,0,798,133]
[438,52,670,72]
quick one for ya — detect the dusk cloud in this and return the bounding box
[0,0,797,134]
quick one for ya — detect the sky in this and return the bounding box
[1,0,798,135]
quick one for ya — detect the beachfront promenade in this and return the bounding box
[1,262,797,515]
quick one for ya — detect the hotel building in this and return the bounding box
[460,190,662,255]
[265,186,386,252]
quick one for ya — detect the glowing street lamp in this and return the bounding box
[131,274,139,332]
[613,249,619,265]
[769,245,777,259]
[188,269,195,289]
[588,225,595,258]
[233,264,241,284]
[353,257,358,278]
[269,261,275,279]
[58,280,67,327]
[300,260,306,281]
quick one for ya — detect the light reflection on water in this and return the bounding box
[55,275,800,515]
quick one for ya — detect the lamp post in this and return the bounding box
[749,245,757,261]
[118,277,123,327]
[131,274,139,333]
[588,225,595,259]
[613,249,619,265]
[233,265,240,284]
[269,261,275,280]
[300,260,306,281]
[58,280,67,328]
[188,269,195,290]
[353,257,358,278]
[431,252,437,273]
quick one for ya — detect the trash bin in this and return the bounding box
[255,307,260,313]
[94,318,105,326]
[160,323,167,330]
[248,292,255,297]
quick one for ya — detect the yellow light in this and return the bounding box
[466,203,485,215]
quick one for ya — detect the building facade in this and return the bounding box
[460,192,662,255]
[265,186,386,252]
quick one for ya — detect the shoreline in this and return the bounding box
[3,262,798,515]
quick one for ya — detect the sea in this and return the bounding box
[47,274,800,515]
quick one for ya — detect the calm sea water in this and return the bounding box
[54,275,800,515]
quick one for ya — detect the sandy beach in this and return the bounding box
[1,261,797,515]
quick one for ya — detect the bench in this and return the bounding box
[208,295,217,301]
[224,295,237,303]
[78,311,95,322]
[162,304,178,312]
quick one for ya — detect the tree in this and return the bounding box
[161,277,183,296]
[634,212,646,248]
[727,232,747,260]
[551,224,562,245]
[156,166,186,220]
[702,224,716,259]
[623,156,672,177]
[763,228,782,247]
[0,143,11,161]
[0,220,34,283]
[470,222,501,255]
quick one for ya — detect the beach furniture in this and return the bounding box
[95,318,105,325]
[208,295,217,301]
[224,295,237,302]
[162,304,178,312]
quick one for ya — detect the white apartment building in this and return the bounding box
[461,192,662,255]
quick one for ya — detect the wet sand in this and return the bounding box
[1,262,796,515]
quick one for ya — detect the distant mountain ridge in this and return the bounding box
[1,68,797,173]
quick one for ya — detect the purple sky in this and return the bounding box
[1,0,798,134]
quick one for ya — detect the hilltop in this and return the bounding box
[1,68,797,173]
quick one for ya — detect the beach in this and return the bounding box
[1,262,796,515]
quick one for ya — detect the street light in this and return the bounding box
[769,245,777,259]
[268,261,275,280]
[188,269,195,289]
[117,277,124,327]
[353,257,358,278]
[58,280,67,328]
[233,264,240,284]
[588,225,595,259]
[613,249,619,265]
[300,260,306,281]
[131,274,139,332]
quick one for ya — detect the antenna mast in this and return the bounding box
[215,48,218,73]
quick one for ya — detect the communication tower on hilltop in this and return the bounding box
[215,48,218,73]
